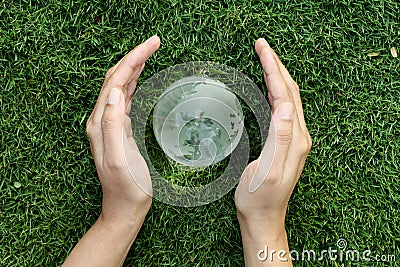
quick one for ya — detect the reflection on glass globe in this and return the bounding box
[153,76,244,167]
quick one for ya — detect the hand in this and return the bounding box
[64,36,160,267]
[235,39,311,266]
[235,38,311,224]
[85,35,160,224]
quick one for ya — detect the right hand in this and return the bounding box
[235,38,312,229]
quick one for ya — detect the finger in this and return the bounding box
[255,38,291,111]
[248,102,295,192]
[86,119,104,167]
[270,51,303,118]
[106,35,160,91]
[125,98,132,117]
[270,50,311,146]
[283,123,312,186]
[124,116,133,138]
[87,58,124,125]
[101,88,126,166]
[256,39,312,188]
[125,63,145,113]
[270,51,312,185]
[126,62,145,97]
[91,36,160,128]
[123,116,141,158]
[105,58,123,81]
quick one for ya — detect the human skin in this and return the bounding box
[62,35,160,267]
[63,37,311,267]
[235,38,312,266]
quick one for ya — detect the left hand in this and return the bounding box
[85,36,160,224]
[235,38,312,229]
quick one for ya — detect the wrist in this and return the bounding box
[238,215,286,242]
[238,216,291,266]
[100,192,151,223]
[100,198,151,229]
[96,207,148,245]
[237,208,286,237]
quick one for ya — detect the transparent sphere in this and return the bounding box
[153,76,244,167]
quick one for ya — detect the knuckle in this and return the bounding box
[262,60,278,77]
[240,160,259,185]
[86,120,96,138]
[293,82,300,91]
[105,76,125,89]
[306,132,312,151]
[260,164,283,185]
[105,67,114,78]
[264,66,275,77]
[101,118,118,131]
[104,157,126,171]
[124,118,133,136]
[295,133,312,155]
[297,140,309,154]
[265,171,282,185]
[85,125,92,137]
[276,129,293,145]
[245,160,258,176]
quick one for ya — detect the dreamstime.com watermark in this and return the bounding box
[257,239,397,263]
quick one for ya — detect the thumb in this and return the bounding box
[248,102,294,192]
[101,88,126,165]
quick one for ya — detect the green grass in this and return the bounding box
[1,0,399,266]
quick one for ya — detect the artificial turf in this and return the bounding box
[1,0,399,266]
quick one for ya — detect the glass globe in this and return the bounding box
[153,76,244,167]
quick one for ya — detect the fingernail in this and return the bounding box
[279,103,294,120]
[145,35,158,44]
[106,88,121,105]
[260,38,270,48]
